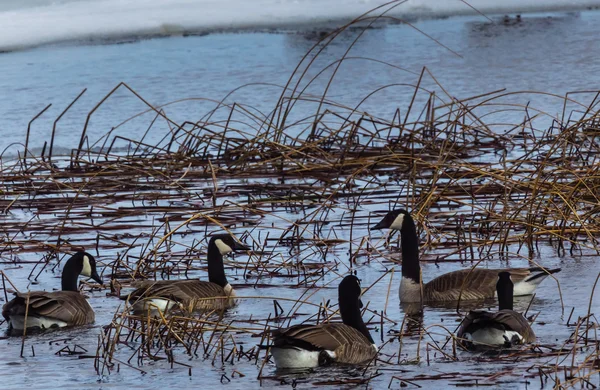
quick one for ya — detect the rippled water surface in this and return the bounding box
[2,10,600,155]
[1,8,600,390]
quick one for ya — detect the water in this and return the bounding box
[3,10,600,157]
[3,239,593,389]
[1,3,600,390]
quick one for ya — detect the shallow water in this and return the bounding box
[1,7,600,390]
[0,163,598,388]
[2,10,600,157]
[1,239,596,389]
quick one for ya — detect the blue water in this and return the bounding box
[2,11,600,158]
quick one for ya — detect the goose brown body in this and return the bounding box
[124,234,248,314]
[273,323,376,365]
[372,209,561,303]
[127,279,235,312]
[457,272,536,348]
[2,291,95,327]
[458,309,536,345]
[418,267,554,302]
[270,275,377,368]
[2,252,102,331]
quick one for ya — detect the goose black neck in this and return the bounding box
[497,276,514,311]
[61,256,81,292]
[207,241,228,288]
[400,214,420,284]
[340,298,374,344]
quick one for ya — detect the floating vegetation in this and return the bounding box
[2,4,600,388]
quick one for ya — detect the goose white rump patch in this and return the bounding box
[465,328,523,346]
[133,298,179,314]
[271,347,335,368]
[512,279,540,296]
[9,315,68,330]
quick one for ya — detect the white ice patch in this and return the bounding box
[4,0,600,52]
[389,213,405,230]
[9,315,68,330]
[215,239,233,255]
[271,347,335,368]
[81,255,92,277]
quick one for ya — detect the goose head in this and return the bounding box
[62,252,102,291]
[371,209,411,231]
[339,274,363,310]
[209,234,250,256]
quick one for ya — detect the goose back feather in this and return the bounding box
[272,323,376,366]
[372,209,561,303]
[2,252,101,331]
[457,271,536,349]
[127,279,235,313]
[3,291,95,329]
[270,275,377,368]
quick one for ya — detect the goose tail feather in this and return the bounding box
[525,267,561,283]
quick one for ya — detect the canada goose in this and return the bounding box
[270,275,377,368]
[2,252,102,331]
[457,271,535,348]
[371,209,561,303]
[124,234,249,314]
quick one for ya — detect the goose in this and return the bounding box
[124,234,249,314]
[457,271,536,348]
[270,275,377,368]
[2,252,102,331]
[371,209,561,303]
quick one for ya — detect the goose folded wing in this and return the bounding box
[490,310,536,342]
[458,310,495,332]
[459,309,535,343]
[128,280,225,302]
[10,291,93,325]
[128,280,192,302]
[171,280,226,298]
[274,323,364,351]
[426,269,498,300]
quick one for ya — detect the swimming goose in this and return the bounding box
[371,209,561,303]
[2,252,102,331]
[124,234,249,314]
[457,271,536,348]
[270,275,377,368]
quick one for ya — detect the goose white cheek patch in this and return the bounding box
[215,239,233,255]
[389,213,405,230]
[81,255,92,277]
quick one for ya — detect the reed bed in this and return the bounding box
[2,4,600,387]
[1,80,599,387]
